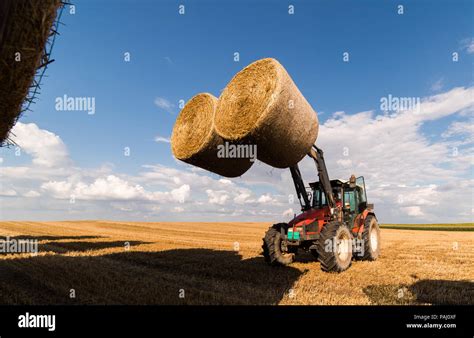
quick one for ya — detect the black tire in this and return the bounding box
[262,223,295,266]
[316,221,352,272]
[357,215,380,261]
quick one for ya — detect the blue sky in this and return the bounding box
[1,0,473,223]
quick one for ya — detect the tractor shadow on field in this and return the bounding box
[0,235,101,241]
[37,240,147,254]
[0,240,303,305]
[363,280,474,305]
[0,235,147,255]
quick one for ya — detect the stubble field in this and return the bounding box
[0,221,472,305]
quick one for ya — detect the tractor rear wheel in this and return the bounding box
[262,223,295,266]
[316,221,352,272]
[358,215,380,261]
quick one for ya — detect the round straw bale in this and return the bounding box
[0,0,62,145]
[215,58,319,168]
[171,93,254,177]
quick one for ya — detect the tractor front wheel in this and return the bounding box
[262,223,295,266]
[357,215,380,261]
[316,221,353,272]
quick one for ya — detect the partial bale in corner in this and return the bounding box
[0,0,62,145]
[215,58,319,168]
[171,93,254,177]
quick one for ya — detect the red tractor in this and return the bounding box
[262,145,380,272]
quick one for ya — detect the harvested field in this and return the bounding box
[0,221,472,305]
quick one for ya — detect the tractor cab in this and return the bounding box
[308,175,369,229]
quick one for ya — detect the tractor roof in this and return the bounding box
[309,179,347,188]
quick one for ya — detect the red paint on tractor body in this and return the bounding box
[288,207,330,233]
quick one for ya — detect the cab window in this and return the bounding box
[344,191,356,212]
[312,189,326,208]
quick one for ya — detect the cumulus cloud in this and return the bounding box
[10,122,70,167]
[206,189,229,205]
[169,184,190,203]
[41,175,191,202]
[257,194,276,204]
[234,192,252,204]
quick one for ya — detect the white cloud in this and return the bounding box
[0,188,17,197]
[24,190,40,198]
[402,206,424,217]
[431,78,443,92]
[74,175,148,200]
[154,97,175,113]
[258,194,275,204]
[441,119,474,141]
[411,87,474,122]
[206,189,229,205]
[234,192,252,204]
[155,136,170,143]
[41,181,72,199]
[461,38,474,54]
[9,123,70,167]
[169,184,190,203]
[41,175,191,203]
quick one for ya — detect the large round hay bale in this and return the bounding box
[0,0,62,145]
[215,58,319,168]
[171,93,254,177]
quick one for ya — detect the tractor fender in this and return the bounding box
[353,210,377,237]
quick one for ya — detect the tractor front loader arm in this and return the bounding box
[308,146,336,215]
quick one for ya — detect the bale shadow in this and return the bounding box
[0,235,101,241]
[0,244,303,305]
[409,279,474,305]
[38,240,148,254]
[363,280,474,305]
